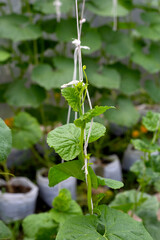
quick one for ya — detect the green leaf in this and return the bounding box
[131,44,160,74]
[130,160,145,177]
[23,213,58,240]
[141,11,160,24]
[110,190,159,219]
[48,160,85,187]
[56,19,76,42]
[0,220,12,240]
[5,80,46,108]
[104,98,140,127]
[142,111,160,131]
[97,176,124,189]
[51,200,82,225]
[74,106,115,128]
[99,26,133,59]
[56,205,153,240]
[145,80,160,103]
[88,166,98,189]
[86,122,106,143]
[31,57,73,90]
[12,112,42,150]
[0,14,42,42]
[33,0,74,14]
[143,217,160,240]
[0,118,12,162]
[136,24,160,41]
[0,50,10,62]
[131,139,160,153]
[52,189,72,212]
[89,66,121,89]
[47,124,81,161]
[51,188,83,225]
[47,121,107,161]
[61,87,79,112]
[98,205,153,240]
[86,0,131,17]
[56,214,105,240]
[114,63,141,95]
[81,28,101,54]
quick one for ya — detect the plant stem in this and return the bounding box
[31,146,48,167]
[87,170,93,214]
[2,162,13,193]
[79,126,93,214]
[79,127,84,164]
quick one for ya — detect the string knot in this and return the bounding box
[80,18,86,24]
[53,0,62,7]
[72,39,81,47]
[72,38,90,50]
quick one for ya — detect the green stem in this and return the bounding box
[79,127,84,164]
[24,0,33,22]
[2,162,13,193]
[79,126,93,214]
[31,146,48,167]
[87,170,93,215]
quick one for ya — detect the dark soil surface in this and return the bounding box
[42,170,48,178]
[0,184,31,193]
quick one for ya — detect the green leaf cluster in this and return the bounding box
[56,205,152,240]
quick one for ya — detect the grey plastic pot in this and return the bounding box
[122,144,159,170]
[136,104,160,117]
[36,168,77,208]
[0,177,38,223]
[122,144,143,171]
[91,154,122,182]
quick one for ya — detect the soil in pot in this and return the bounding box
[0,184,31,193]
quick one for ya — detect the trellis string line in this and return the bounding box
[53,0,62,22]
[75,0,94,213]
[60,1,94,213]
[113,0,117,31]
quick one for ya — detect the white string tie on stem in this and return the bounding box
[53,0,62,22]
[80,18,86,24]
[61,80,79,88]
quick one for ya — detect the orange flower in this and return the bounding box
[4,117,14,128]
[140,125,148,133]
[132,130,140,138]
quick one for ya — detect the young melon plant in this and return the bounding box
[47,69,153,239]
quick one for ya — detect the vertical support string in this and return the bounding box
[53,0,62,22]
[113,0,117,31]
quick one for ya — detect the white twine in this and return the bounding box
[59,0,93,213]
[75,0,93,213]
[113,0,117,31]
[53,0,62,22]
